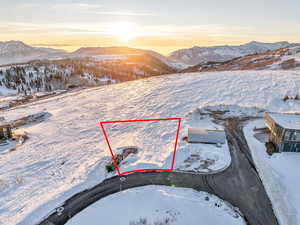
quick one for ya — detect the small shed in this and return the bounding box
[0,122,12,140]
[188,128,226,144]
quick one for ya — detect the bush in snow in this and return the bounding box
[130,218,147,225]
[283,94,300,102]
[129,217,172,225]
[105,157,121,173]
[105,163,116,172]
[153,218,171,225]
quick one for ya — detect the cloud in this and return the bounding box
[50,3,103,11]
[0,21,256,42]
[18,2,153,17]
[0,21,106,34]
[143,24,255,37]
[95,11,155,16]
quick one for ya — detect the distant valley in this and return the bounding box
[1,40,300,97]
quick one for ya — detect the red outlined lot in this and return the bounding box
[99,118,181,176]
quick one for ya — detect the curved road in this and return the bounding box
[39,119,278,225]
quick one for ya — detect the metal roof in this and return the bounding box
[266,112,300,130]
[188,128,226,144]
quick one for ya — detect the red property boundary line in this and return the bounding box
[99,118,181,176]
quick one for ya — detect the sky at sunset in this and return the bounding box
[1,0,300,54]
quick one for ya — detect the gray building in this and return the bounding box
[265,112,300,152]
[188,128,226,144]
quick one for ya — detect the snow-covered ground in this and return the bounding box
[176,110,230,173]
[101,119,180,173]
[66,185,246,225]
[244,120,300,225]
[0,86,17,96]
[0,140,17,153]
[1,70,300,225]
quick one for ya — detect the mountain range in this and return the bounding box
[1,40,299,67]
[1,40,300,97]
[0,41,178,68]
[168,41,300,65]
[182,45,300,72]
[0,41,66,65]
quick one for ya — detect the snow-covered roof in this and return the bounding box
[267,112,300,130]
[188,128,226,144]
[0,122,10,128]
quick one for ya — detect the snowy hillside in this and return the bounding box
[1,71,300,225]
[183,46,300,72]
[0,60,116,96]
[0,55,176,96]
[169,41,300,65]
[0,41,66,65]
[268,46,300,70]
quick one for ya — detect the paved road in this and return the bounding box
[39,119,278,225]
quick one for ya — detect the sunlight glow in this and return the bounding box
[108,22,142,41]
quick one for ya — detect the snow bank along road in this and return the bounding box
[39,119,278,225]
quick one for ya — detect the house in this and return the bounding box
[188,128,226,144]
[0,122,12,140]
[265,112,300,152]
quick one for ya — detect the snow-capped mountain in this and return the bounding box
[169,41,300,65]
[182,46,300,72]
[72,46,186,69]
[0,41,185,70]
[0,41,66,65]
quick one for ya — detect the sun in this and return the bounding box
[109,22,141,41]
